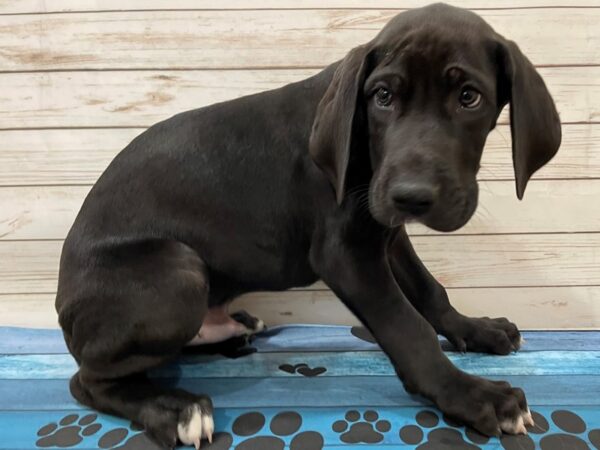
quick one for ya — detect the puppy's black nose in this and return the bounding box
[391,182,436,216]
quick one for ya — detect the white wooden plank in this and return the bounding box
[0,128,139,186]
[0,125,597,186]
[481,124,600,181]
[0,70,316,129]
[0,9,598,70]
[1,180,599,240]
[0,234,597,294]
[235,286,600,330]
[2,1,600,14]
[0,241,62,294]
[0,293,58,328]
[0,66,597,129]
[410,234,600,289]
[0,185,90,240]
[0,1,595,333]
[3,286,600,329]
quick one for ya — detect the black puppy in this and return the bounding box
[56,3,561,448]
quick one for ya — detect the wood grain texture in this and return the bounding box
[0,1,597,330]
[1,66,598,129]
[234,286,600,329]
[0,128,137,186]
[1,125,597,186]
[4,286,600,329]
[0,294,59,328]
[0,234,598,295]
[0,8,598,71]
[2,0,600,14]
[412,234,600,289]
[2,180,600,240]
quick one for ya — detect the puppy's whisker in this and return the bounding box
[345,183,370,199]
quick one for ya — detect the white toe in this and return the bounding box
[523,408,534,427]
[500,415,526,434]
[254,319,265,333]
[177,404,208,449]
[500,415,527,435]
[202,413,214,443]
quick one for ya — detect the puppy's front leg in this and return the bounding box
[311,231,532,436]
[389,227,522,355]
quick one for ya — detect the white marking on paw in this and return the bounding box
[202,414,214,443]
[500,415,527,435]
[519,336,526,348]
[253,319,265,333]
[523,408,534,427]
[178,404,211,449]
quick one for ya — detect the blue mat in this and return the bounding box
[1,325,600,449]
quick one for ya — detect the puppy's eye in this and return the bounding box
[375,88,393,107]
[459,88,482,108]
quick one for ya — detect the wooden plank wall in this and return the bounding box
[0,0,599,329]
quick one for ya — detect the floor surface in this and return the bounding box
[1,325,600,449]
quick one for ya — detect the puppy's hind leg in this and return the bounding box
[186,306,265,346]
[58,240,214,449]
[70,372,214,449]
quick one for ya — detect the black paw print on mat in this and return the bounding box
[399,410,488,449]
[278,363,326,377]
[230,411,323,450]
[99,421,232,450]
[36,413,102,447]
[501,409,600,450]
[97,422,175,450]
[332,410,391,444]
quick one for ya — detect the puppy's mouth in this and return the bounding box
[422,209,471,232]
[369,188,476,232]
[385,210,418,228]
[368,200,421,229]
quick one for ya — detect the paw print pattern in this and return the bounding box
[399,410,488,449]
[97,422,173,450]
[501,409,600,450]
[279,363,327,377]
[98,422,232,450]
[36,414,102,447]
[231,411,323,450]
[332,409,391,444]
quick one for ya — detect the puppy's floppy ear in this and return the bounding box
[309,45,372,204]
[497,38,561,200]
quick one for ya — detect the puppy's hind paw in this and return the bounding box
[177,403,214,449]
[230,310,266,334]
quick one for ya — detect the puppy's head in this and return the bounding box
[310,3,561,232]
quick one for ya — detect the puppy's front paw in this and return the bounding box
[440,314,521,355]
[177,401,214,449]
[140,395,214,449]
[436,372,532,437]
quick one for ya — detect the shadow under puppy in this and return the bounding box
[55,3,561,448]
